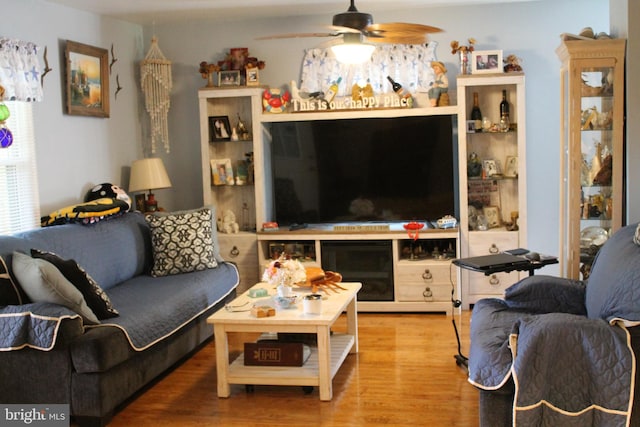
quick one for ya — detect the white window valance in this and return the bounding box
[0,37,43,102]
[300,42,439,96]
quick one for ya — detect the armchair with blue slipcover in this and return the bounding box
[469,223,640,426]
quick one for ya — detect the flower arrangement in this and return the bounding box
[451,38,476,74]
[262,254,307,287]
[450,38,476,54]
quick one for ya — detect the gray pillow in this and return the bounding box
[11,252,99,324]
[145,207,218,277]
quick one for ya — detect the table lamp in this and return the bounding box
[129,158,172,212]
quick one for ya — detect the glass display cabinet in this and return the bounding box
[557,38,626,279]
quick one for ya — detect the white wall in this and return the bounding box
[2,0,143,215]
[146,0,608,271]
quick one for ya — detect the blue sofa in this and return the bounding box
[468,223,640,426]
[0,210,239,426]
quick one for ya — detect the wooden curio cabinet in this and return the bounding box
[557,38,626,279]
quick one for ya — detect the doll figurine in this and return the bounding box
[428,61,449,107]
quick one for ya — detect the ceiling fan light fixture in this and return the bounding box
[331,43,375,64]
[331,33,375,64]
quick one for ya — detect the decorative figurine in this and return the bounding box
[217,209,240,234]
[351,80,375,104]
[428,61,449,107]
[235,113,250,140]
[503,54,523,73]
[467,152,483,178]
[263,87,291,113]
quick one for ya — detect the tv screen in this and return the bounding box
[270,115,457,226]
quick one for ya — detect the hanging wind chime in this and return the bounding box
[140,37,172,153]
[0,85,13,148]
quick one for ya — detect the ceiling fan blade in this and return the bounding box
[363,22,443,44]
[256,32,339,40]
[327,25,365,34]
[365,34,428,44]
[366,22,443,35]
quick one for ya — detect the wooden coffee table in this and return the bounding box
[207,282,361,401]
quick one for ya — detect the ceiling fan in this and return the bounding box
[258,0,442,46]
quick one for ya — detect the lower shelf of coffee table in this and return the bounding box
[227,334,354,386]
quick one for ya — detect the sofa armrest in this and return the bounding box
[0,302,85,351]
[503,275,586,315]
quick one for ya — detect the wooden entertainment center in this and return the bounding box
[199,75,527,312]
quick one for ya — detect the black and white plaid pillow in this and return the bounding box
[145,208,218,277]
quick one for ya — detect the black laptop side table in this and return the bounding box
[452,253,558,277]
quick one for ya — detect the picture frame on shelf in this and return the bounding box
[483,159,500,177]
[483,206,502,228]
[219,70,240,86]
[246,68,259,86]
[134,194,146,212]
[504,156,518,178]
[65,40,110,117]
[466,120,476,133]
[210,158,234,186]
[471,50,503,74]
[209,116,232,141]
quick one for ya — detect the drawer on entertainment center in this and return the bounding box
[218,233,259,294]
[468,231,518,256]
[396,262,454,285]
[396,282,451,302]
[395,261,455,302]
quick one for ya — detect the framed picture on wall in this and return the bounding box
[471,50,503,74]
[65,40,110,117]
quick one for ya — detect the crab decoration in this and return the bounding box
[263,88,291,113]
[304,267,345,294]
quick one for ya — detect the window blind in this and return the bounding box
[0,101,40,234]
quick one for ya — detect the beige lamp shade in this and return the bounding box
[129,158,172,193]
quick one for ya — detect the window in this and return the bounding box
[0,101,40,234]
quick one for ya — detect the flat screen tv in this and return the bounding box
[269,115,457,226]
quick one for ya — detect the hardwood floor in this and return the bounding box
[105,311,477,426]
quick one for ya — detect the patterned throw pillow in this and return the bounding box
[30,249,119,319]
[634,223,640,246]
[1,255,26,306]
[145,208,218,277]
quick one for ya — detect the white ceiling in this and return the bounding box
[43,0,537,25]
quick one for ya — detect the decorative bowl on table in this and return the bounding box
[273,295,298,309]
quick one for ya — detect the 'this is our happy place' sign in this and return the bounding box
[291,94,412,112]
